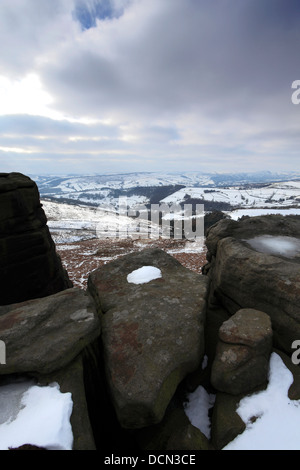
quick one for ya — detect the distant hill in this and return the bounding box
[32,171,300,211]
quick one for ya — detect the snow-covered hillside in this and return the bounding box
[34,172,215,194]
[162,180,300,209]
[34,171,300,210]
[42,199,156,244]
[40,172,300,244]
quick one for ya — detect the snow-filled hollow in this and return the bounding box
[244,235,300,259]
[127,266,162,284]
[0,380,73,450]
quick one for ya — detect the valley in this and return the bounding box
[39,171,300,289]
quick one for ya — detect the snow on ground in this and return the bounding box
[184,353,300,450]
[127,266,162,284]
[0,379,73,450]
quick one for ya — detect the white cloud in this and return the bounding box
[0,0,300,174]
[0,0,77,76]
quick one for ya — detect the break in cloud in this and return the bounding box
[0,0,300,175]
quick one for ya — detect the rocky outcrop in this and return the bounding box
[0,172,72,305]
[200,214,300,448]
[203,215,300,355]
[88,248,209,429]
[1,175,300,452]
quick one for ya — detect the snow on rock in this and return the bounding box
[127,266,162,284]
[184,385,215,439]
[245,235,300,259]
[0,380,73,450]
[223,353,300,450]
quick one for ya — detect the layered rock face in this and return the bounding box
[0,172,72,305]
[88,248,209,429]
[204,215,300,355]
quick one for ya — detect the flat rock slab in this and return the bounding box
[0,288,101,375]
[88,248,209,429]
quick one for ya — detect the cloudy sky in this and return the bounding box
[1,0,300,176]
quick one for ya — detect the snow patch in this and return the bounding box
[223,353,300,450]
[184,385,215,439]
[127,266,162,284]
[0,379,73,450]
[244,235,300,258]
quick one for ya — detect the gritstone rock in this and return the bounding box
[0,287,101,375]
[88,248,209,429]
[211,308,272,395]
[0,172,72,305]
[204,215,300,355]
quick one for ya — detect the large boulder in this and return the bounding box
[0,172,72,305]
[88,248,209,429]
[0,287,101,375]
[204,215,300,355]
[211,309,272,395]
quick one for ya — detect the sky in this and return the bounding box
[1,0,300,176]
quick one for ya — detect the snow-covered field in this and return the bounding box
[162,180,300,209]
